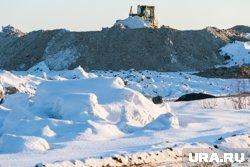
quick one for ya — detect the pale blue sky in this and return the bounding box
[0,0,250,32]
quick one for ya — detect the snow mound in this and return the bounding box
[218,134,250,149]
[115,16,152,29]
[220,41,250,66]
[0,72,177,153]
[51,66,97,80]
[0,134,49,153]
[27,61,97,79]
[32,77,176,132]
[27,61,50,75]
[0,70,36,95]
[245,33,250,39]
[41,126,56,137]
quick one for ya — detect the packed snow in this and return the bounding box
[115,16,152,29]
[0,61,249,167]
[94,70,250,100]
[245,33,250,40]
[220,41,250,66]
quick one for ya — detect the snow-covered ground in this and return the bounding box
[94,70,250,100]
[0,61,249,167]
[0,39,250,167]
[220,41,250,66]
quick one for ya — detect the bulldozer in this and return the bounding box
[129,5,158,28]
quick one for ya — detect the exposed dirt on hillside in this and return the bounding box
[231,25,250,33]
[0,25,249,71]
[195,65,250,79]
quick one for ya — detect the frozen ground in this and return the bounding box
[0,61,249,167]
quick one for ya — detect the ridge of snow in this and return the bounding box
[115,16,152,29]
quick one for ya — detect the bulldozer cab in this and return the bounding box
[129,5,158,28]
[138,6,155,19]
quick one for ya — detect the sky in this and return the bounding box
[0,0,250,32]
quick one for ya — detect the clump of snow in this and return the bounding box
[52,66,97,79]
[0,70,37,95]
[220,41,250,66]
[115,16,152,29]
[245,33,250,40]
[41,126,56,137]
[27,61,50,75]
[0,134,49,153]
[27,62,97,79]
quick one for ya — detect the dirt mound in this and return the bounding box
[230,25,250,33]
[176,93,216,102]
[0,25,247,71]
[195,65,250,79]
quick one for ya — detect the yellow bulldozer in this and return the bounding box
[129,5,158,28]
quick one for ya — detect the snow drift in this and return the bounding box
[115,16,152,29]
[0,67,178,154]
[220,41,250,66]
[0,134,49,153]
[32,77,178,132]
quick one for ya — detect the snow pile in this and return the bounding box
[32,77,177,132]
[27,61,50,75]
[0,67,178,155]
[0,134,49,153]
[115,16,152,29]
[245,33,250,39]
[0,70,38,95]
[217,134,250,155]
[220,41,250,66]
[27,61,97,79]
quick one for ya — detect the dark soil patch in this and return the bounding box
[152,96,163,104]
[195,65,250,79]
[176,93,216,102]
